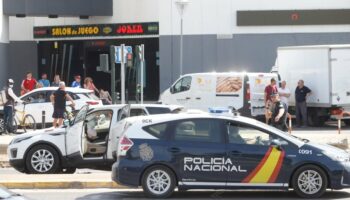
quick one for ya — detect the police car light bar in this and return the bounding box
[208,107,240,117]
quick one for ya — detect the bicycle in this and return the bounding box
[13,102,36,133]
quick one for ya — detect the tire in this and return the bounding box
[344,119,350,126]
[25,144,61,174]
[141,165,176,198]
[62,167,77,174]
[12,119,18,134]
[292,165,328,198]
[307,109,326,127]
[23,114,36,133]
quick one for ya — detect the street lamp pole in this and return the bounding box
[175,0,189,76]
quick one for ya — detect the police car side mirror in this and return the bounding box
[63,119,70,128]
[170,87,174,94]
[271,139,288,150]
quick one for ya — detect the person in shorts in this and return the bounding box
[50,82,75,128]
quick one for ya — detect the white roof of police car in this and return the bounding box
[125,113,304,146]
[182,72,276,77]
[130,104,184,111]
[22,87,93,95]
[89,104,127,111]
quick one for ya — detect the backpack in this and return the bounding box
[0,88,8,106]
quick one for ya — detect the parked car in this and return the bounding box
[159,72,278,118]
[7,104,183,174]
[0,87,102,133]
[112,112,350,198]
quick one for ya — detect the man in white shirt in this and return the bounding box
[3,79,22,134]
[278,81,291,108]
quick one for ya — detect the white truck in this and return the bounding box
[273,44,350,126]
[159,72,278,118]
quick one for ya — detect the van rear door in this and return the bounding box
[331,48,350,106]
[248,73,278,117]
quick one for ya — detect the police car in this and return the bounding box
[7,104,183,174]
[112,111,350,198]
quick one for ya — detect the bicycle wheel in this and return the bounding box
[23,114,36,133]
[12,119,18,134]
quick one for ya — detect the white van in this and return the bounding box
[159,72,278,118]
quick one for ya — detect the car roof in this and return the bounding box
[90,104,127,111]
[130,104,184,111]
[25,87,93,94]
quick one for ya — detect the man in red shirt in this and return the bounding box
[21,72,37,95]
[264,78,278,124]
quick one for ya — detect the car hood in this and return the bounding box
[307,142,349,156]
[12,127,65,140]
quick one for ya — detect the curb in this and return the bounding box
[0,181,126,189]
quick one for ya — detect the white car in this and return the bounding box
[0,87,102,132]
[7,104,183,174]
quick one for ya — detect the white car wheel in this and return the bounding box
[26,145,61,174]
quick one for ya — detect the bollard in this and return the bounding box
[288,114,292,134]
[338,117,341,134]
[42,110,46,129]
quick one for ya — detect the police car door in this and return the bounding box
[66,105,89,157]
[170,118,227,186]
[225,122,289,186]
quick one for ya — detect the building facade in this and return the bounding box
[5,0,350,99]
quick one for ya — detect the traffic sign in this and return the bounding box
[115,46,132,64]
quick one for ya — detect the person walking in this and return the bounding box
[3,79,22,134]
[21,72,37,95]
[51,75,61,87]
[71,75,81,88]
[264,78,278,124]
[50,82,75,128]
[295,80,312,128]
[278,80,291,109]
[270,93,288,131]
[38,73,50,87]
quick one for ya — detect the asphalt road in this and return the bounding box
[10,188,350,200]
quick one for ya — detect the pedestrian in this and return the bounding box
[21,71,37,95]
[270,93,288,131]
[38,73,50,87]
[278,80,291,109]
[71,75,81,88]
[295,80,312,127]
[3,79,22,134]
[264,78,278,124]
[50,82,75,128]
[100,89,112,105]
[51,75,60,87]
[84,77,99,95]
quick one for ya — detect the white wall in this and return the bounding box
[10,0,159,41]
[160,0,350,35]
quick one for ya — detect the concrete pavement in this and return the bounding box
[11,188,350,200]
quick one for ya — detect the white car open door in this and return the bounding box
[65,105,89,157]
[107,105,130,160]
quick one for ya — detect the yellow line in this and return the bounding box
[249,148,281,183]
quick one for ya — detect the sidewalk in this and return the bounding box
[0,169,124,189]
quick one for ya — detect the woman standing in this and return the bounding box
[84,77,99,95]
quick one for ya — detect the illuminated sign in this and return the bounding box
[237,9,350,26]
[34,22,159,39]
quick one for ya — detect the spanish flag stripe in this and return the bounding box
[242,147,273,183]
[268,150,285,183]
[249,148,282,183]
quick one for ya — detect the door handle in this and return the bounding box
[168,147,180,153]
[196,97,201,100]
[230,150,242,155]
[185,97,191,100]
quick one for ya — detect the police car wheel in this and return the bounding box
[292,165,327,198]
[142,166,176,198]
[25,144,61,174]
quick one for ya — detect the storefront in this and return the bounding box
[34,22,160,101]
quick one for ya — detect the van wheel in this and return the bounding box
[344,120,350,126]
[292,165,327,198]
[307,109,326,127]
[141,166,176,198]
[25,144,61,174]
[0,115,4,134]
